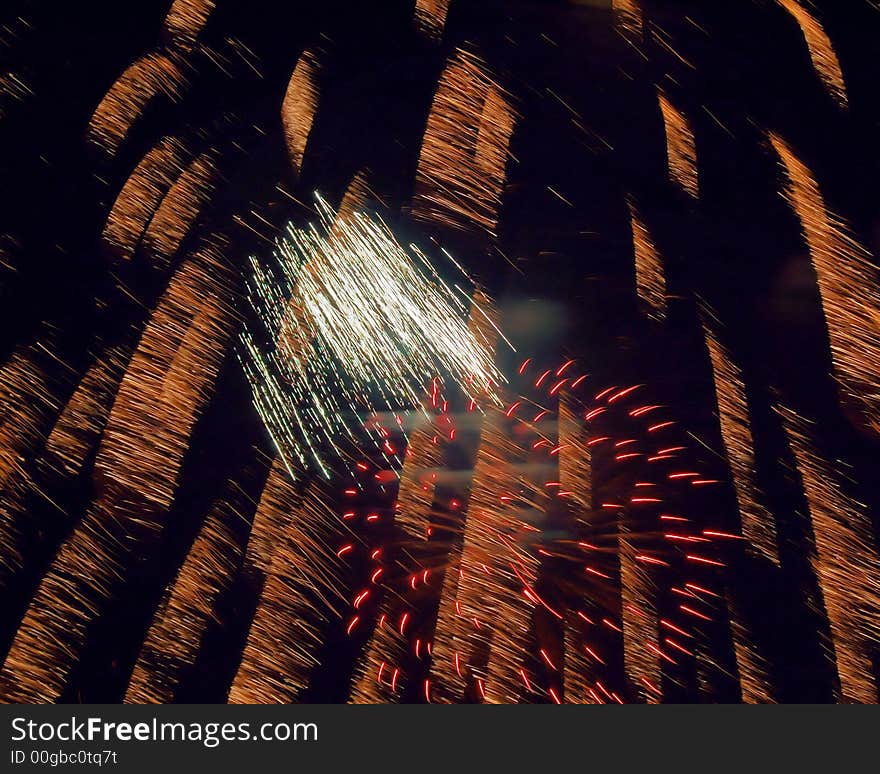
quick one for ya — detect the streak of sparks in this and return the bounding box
[162,0,216,49]
[0,336,70,587]
[141,149,221,271]
[88,53,189,157]
[412,48,516,238]
[778,404,880,703]
[657,89,699,199]
[702,313,778,565]
[414,0,451,40]
[776,0,848,109]
[620,537,661,703]
[627,196,666,322]
[770,133,880,436]
[612,0,644,40]
[126,468,254,703]
[241,194,503,477]
[727,593,775,703]
[281,50,320,173]
[229,472,345,703]
[102,137,192,263]
[0,240,237,701]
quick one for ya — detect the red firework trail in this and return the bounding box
[337,357,731,703]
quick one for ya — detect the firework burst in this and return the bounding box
[240,195,504,478]
[338,357,732,703]
[0,0,878,708]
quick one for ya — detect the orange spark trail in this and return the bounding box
[413,49,516,238]
[563,616,598,704]
[620,537,661,703]
[335,172,371,225]
[776,0,848,109]
[0,340,65,498]
[0,241,236,702]
[87,53,189,157]
[430,410,536,703]
[702,317,778,565]
[627,197,666,322]
[392,425,442,543]
[414,0,451,40]
[102,137,192,263]
[727,593,774,703]
[558,391,592,524]
[40,346,131,481]
[126,471,254,703]
[475,86,517,184]
[162,0,216,49]
[770,133,880,436]
[0,71,34,119]
[0,339,68,584]
[281,51,320,174]
[657,89,699,199]
[612,0,644,39]
[778,404,880,703]
[429,534,466,702]
[465,288,502,369]
[240,460,301,578]
[141,149,221,270]
[229,470,344,703]
[0,345,130,609]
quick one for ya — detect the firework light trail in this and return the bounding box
[240,195,504,478]
[702,312,778,565]
[414,0,452,40]
[727,592,774,704]
[657,89,699,200]
[87,53,190,157]
[229,474,345,703]
[412,48,517,238]
[161,0,216,49]
[769,133,880,436]
[0,0,878,708]
[627,197,667,322]
[0,242,237,702]
[125,463,257,703]
[281,50,320,174]
[335,357,731,703]
[612,0,644,41]
[141,149,222,271]
[775,0,848,109]
[778,404,880,703]
[102,136,193,262]
[0,344,130,604]
[557,390,592,523]
[0,336,69,587]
